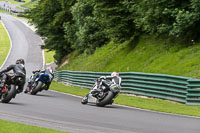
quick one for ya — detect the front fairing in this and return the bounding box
[38,73,50,83]
[88,94,97,103]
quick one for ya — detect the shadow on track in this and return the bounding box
[83,103,121,109]
[2,102,27,106]
[32,93,56,98]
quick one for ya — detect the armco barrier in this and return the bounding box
[186,79,200,105]
[54,70,200,105]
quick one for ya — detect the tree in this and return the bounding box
[29,0,76,63]
[65,0,108,54]
[93,0,136,42]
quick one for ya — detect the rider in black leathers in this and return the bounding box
[0,59,26,93]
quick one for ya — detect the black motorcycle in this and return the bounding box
[81,78,121,107]
[0,73,24,103]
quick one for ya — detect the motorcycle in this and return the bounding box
[81,78,121,107]
[30,72,52,95]
[0,73,24,103]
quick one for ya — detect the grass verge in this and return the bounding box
[21,0,38,8]
[0,20,10,66]
[50,81,200,117]
[60,35,200,78]
[0,119,68,133]
[44,49,55,64]
[0,9,8,13]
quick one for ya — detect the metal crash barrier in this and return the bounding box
[54,70,200,105]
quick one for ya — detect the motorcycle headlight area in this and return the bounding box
[110,84,120,93]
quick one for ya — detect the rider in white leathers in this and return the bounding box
[82,72,121,102]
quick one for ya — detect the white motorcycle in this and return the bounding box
[81,78,121,107]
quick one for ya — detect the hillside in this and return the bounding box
[59,35,200,78]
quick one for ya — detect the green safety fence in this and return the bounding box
[54,70,200,105]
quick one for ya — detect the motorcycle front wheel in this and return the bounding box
[81,96,88,104]
[31,81,43,95]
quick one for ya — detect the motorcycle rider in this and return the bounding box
[0,59,26,93]
[24,66,54,93]
[82,72,122,102]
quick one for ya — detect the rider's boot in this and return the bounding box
[24,88,29,93]
[17,89,23,94]
[44,84,49,90]
[17,86,24,94]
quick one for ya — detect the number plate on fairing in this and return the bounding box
[88,94,97,103]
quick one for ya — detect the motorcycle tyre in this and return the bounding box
[31,81,43,95]
[1,85,17,103]
[96,91,114,107]
[81,96,88,104]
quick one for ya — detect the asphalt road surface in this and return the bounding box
[0,13,43,76]
[0,13,200,133]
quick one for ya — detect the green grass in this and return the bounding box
[50,81,89,97]
[0,119,69,133]
[60,35,200,78]
[0,21,10,66]
[0,9,8,13]
[21,0,38,8]
[45,49,55,64]
[50,81,200,117]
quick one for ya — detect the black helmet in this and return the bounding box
[16,59,25,65]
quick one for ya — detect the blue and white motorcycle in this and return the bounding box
[30,72,52,95]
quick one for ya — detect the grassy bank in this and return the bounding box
[60,36,200,78]
[0,119,68,133]
[21,0,38,8]
[50,81,200,117]
[45,49,55,64]
[0,21,10,66]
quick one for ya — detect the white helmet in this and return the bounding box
[111,72,119,77]
[47,66,53,74]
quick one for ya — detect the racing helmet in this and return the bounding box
[111,72,119,77]
[16,59,25,65]
[47,66,53,74]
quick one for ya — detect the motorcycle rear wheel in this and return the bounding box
[1,85,17,103]
[96,91,114,107]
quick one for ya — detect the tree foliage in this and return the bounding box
[29,0,200,63]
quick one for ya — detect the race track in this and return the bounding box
[0,13,200,133]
